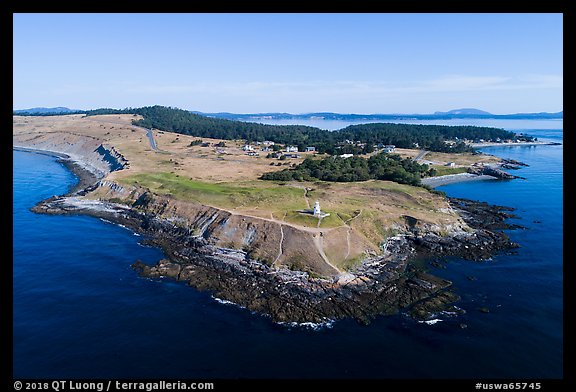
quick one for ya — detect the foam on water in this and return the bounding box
[13,125,563,378]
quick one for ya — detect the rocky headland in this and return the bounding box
[31,179,519,325]
[16,120,521,325]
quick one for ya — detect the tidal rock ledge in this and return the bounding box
[32,192,519,324]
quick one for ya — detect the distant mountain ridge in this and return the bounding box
[13,106,562,120]
[199,109,563,121]
[434,108,492,115]
[14,107,79,114]
[11,104,536,156]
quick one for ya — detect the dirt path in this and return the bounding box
[343,209,362,261]
[344,229,351,261]
[312,233,341,275]
[272,213,287,266]
[303,187,311,209]
[268,211,340,275]
[344,209,362,225]
[228,209,335,234]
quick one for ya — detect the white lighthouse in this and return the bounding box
[313,201,321,216]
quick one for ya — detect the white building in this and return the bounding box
[286,146,298,153]
[242,144,254,151]
[313,201,321,216]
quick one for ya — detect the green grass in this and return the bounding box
[120,173,363,229]
[429,166,469,176]
[283,211,320,227]
[122,172,306,212]
[283,210,344,228]
[339,255,364,272]
[118,173,451,236]
[336,212,353,222]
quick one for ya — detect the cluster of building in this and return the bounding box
[343,139,396,152]
[379,144,396,153]
[241,142,317,158]
[240,140,399,159]
[337,144,396,159]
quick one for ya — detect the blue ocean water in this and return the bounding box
[13,125,563,379]
[245,117,563,131]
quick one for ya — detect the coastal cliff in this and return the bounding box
[90,181,375,277]
[13,131,128,178]
[31,178,518,324]
[14,115,520,324]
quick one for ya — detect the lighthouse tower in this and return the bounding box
[313,201,321,216]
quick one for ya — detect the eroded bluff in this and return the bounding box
[32,180,517,324]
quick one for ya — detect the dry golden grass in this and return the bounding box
[15,114,488,273]
[424,151,501,166]
[13,114,316,184]
[13,114,467,245]
[393,148,422,159]
[394,147,501,167]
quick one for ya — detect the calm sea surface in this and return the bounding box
[245,117,563,131]
[13,120,563,378]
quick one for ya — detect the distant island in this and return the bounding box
[13,106,555,325]
[13,106,80,115]
[14,106,563,120]
[434,108,492,116]
[197,108,563,121]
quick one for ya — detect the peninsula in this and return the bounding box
[13,107,535,324]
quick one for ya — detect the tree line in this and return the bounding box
[131,106,521,153]
[261,153,430,186]
[14,105,528,153]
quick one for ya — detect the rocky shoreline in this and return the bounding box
[422,156,529,188]
[19,145,522,325]
[30,185,520,325]
[59,158,102,196]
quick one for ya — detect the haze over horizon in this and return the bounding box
[13,13,562,114]
[12,106,563,116]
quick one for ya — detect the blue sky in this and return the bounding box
[13,13,563,114]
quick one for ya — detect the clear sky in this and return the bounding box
[13,13,563,114]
